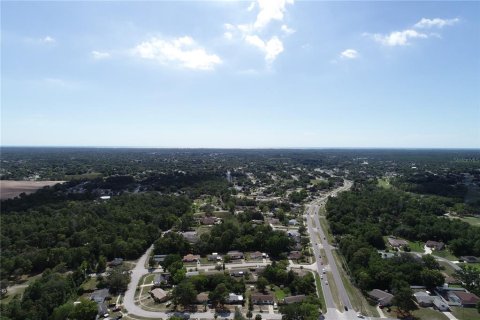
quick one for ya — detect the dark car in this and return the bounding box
[344,306,348,311]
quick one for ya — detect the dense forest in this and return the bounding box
[326,182,480,296]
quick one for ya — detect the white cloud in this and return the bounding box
[247,1,256,12]
[340,49,358,59]
[133,36,222,70]
[91,51,111,60]
[414,18,459,29]
[42,36,55,44]
[224,32,233,40]
[254,0,294,30]
[281,24,295,35]
[369,29,428,46]
[245,35,283,63]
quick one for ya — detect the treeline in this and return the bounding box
[1,193,192,279]
[325,183,480,292]
[154,221,292,258]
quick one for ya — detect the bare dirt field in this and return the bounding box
[0,180,65,200]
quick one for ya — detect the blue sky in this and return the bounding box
[2,1,479,148]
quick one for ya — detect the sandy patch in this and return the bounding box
[0,180,65,200]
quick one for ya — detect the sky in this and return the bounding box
[1,0,479,148]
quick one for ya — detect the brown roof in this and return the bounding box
[250,251,263,259]
[183,254,200,262]
[201,217,216,225]
[283,295,306,304]
[252,293,275,301]
[196,292,209,303]
[388,238,408,247]
[453,292,480,305]
[425,240,445,250]
[288,251,302,260]
[150,288,167,301]
[368,289,393,306]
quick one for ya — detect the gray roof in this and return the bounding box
[368,289,393,306]
[91,288,109,303]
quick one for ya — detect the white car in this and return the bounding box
[325,281,329,285]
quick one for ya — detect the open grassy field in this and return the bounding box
[411,308,449,320]
[451,307,480,320]
[314,272,327,313]
[0,180,65,200]
[408,241,425,253]
[377,178,392,189]
[451,216,480,227]
[432,250,458,261]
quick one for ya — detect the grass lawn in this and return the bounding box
[408,241,425,253]
[274,287,286,300]
[332,251,379,317]
[314,272,327,313]
[318,217,335,244]
[326,271,342,311]
[451,307,480,320]
[458,263,480,271]
[411,308,449,320]
[377,178,392,189]
[80,277,98,291]
[449,216,480,227]
[438,261,456,276]
[432,250,458,261]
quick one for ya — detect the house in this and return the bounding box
[425,240,445,251]
[153,274,171,287]
[288,251,302,260]
[227,251,244,260]
[288,219,298,226]
[414,292,434,307]
[249,251,263,260]
[227,293,244,304]
[287,230,300,238]
[201,216,217,225]
[90,288,110,303]
[182,254,200,263]
[283,295,306,305]
[433,297,449,311]
[449,291,480,308]
[251,220,264,225]
[181,231,199,243]
[269,218,280,225]
[387,237,408,248]
[231,269,248,277]
[150,288,169,303]
[459,256,480,263]
[367,289,394,307]
[196,292,209,304]
[207,253,222,261]
[251,293,275,305]
[97,302,108,316]
[153,255,167,263]
[109,258,123,267]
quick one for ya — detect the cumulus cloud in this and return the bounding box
[414,18,459,29]
[340,49,358,59]
[368,29,428,46]
[133,36,222,70]
[281,24,295,35]
[245,35,283,63]
[42,36,56,44]
[254,0,294,30]
[91,51,111,60]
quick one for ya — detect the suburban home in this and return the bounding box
[109,258,123,267]
[231,270,248,277]
[459,256,480,263]
[425,240,445,251]
[449,291,480,308]
[97,302,108,316]
[181,231,199,243]
[251,293,275,305]
[153,255,167,263]
[207,253,222,261]
[251,220,264,225]
[182,254,200,263]
[153,273,171,287]
[288,251,302,260]
[227,251,244,260]
[367,289,394,307]
[283,295,306,305]
[414,292,434,307]
[150,288,169,303]
[249,251,263,260]
[433,297,449,311]
[269,218,280,225]
[90,288,110,303]
[288,219,298,226]
[287,230,300,238]
[200,216,217,225]
[387,237,408,248]
[227,293,244,304]
[196,292,209,304]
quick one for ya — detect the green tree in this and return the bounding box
[69,298,98,320]
[209,283,228,307]
[246,311,253,319]
[454,265,480,296]
[255,314,262,320]
[172,280,197,308]
[97,255,107,273]
[392,286,417,316]
[420,269,445,289]
[107,267,130,294]
[256,277,268,293]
